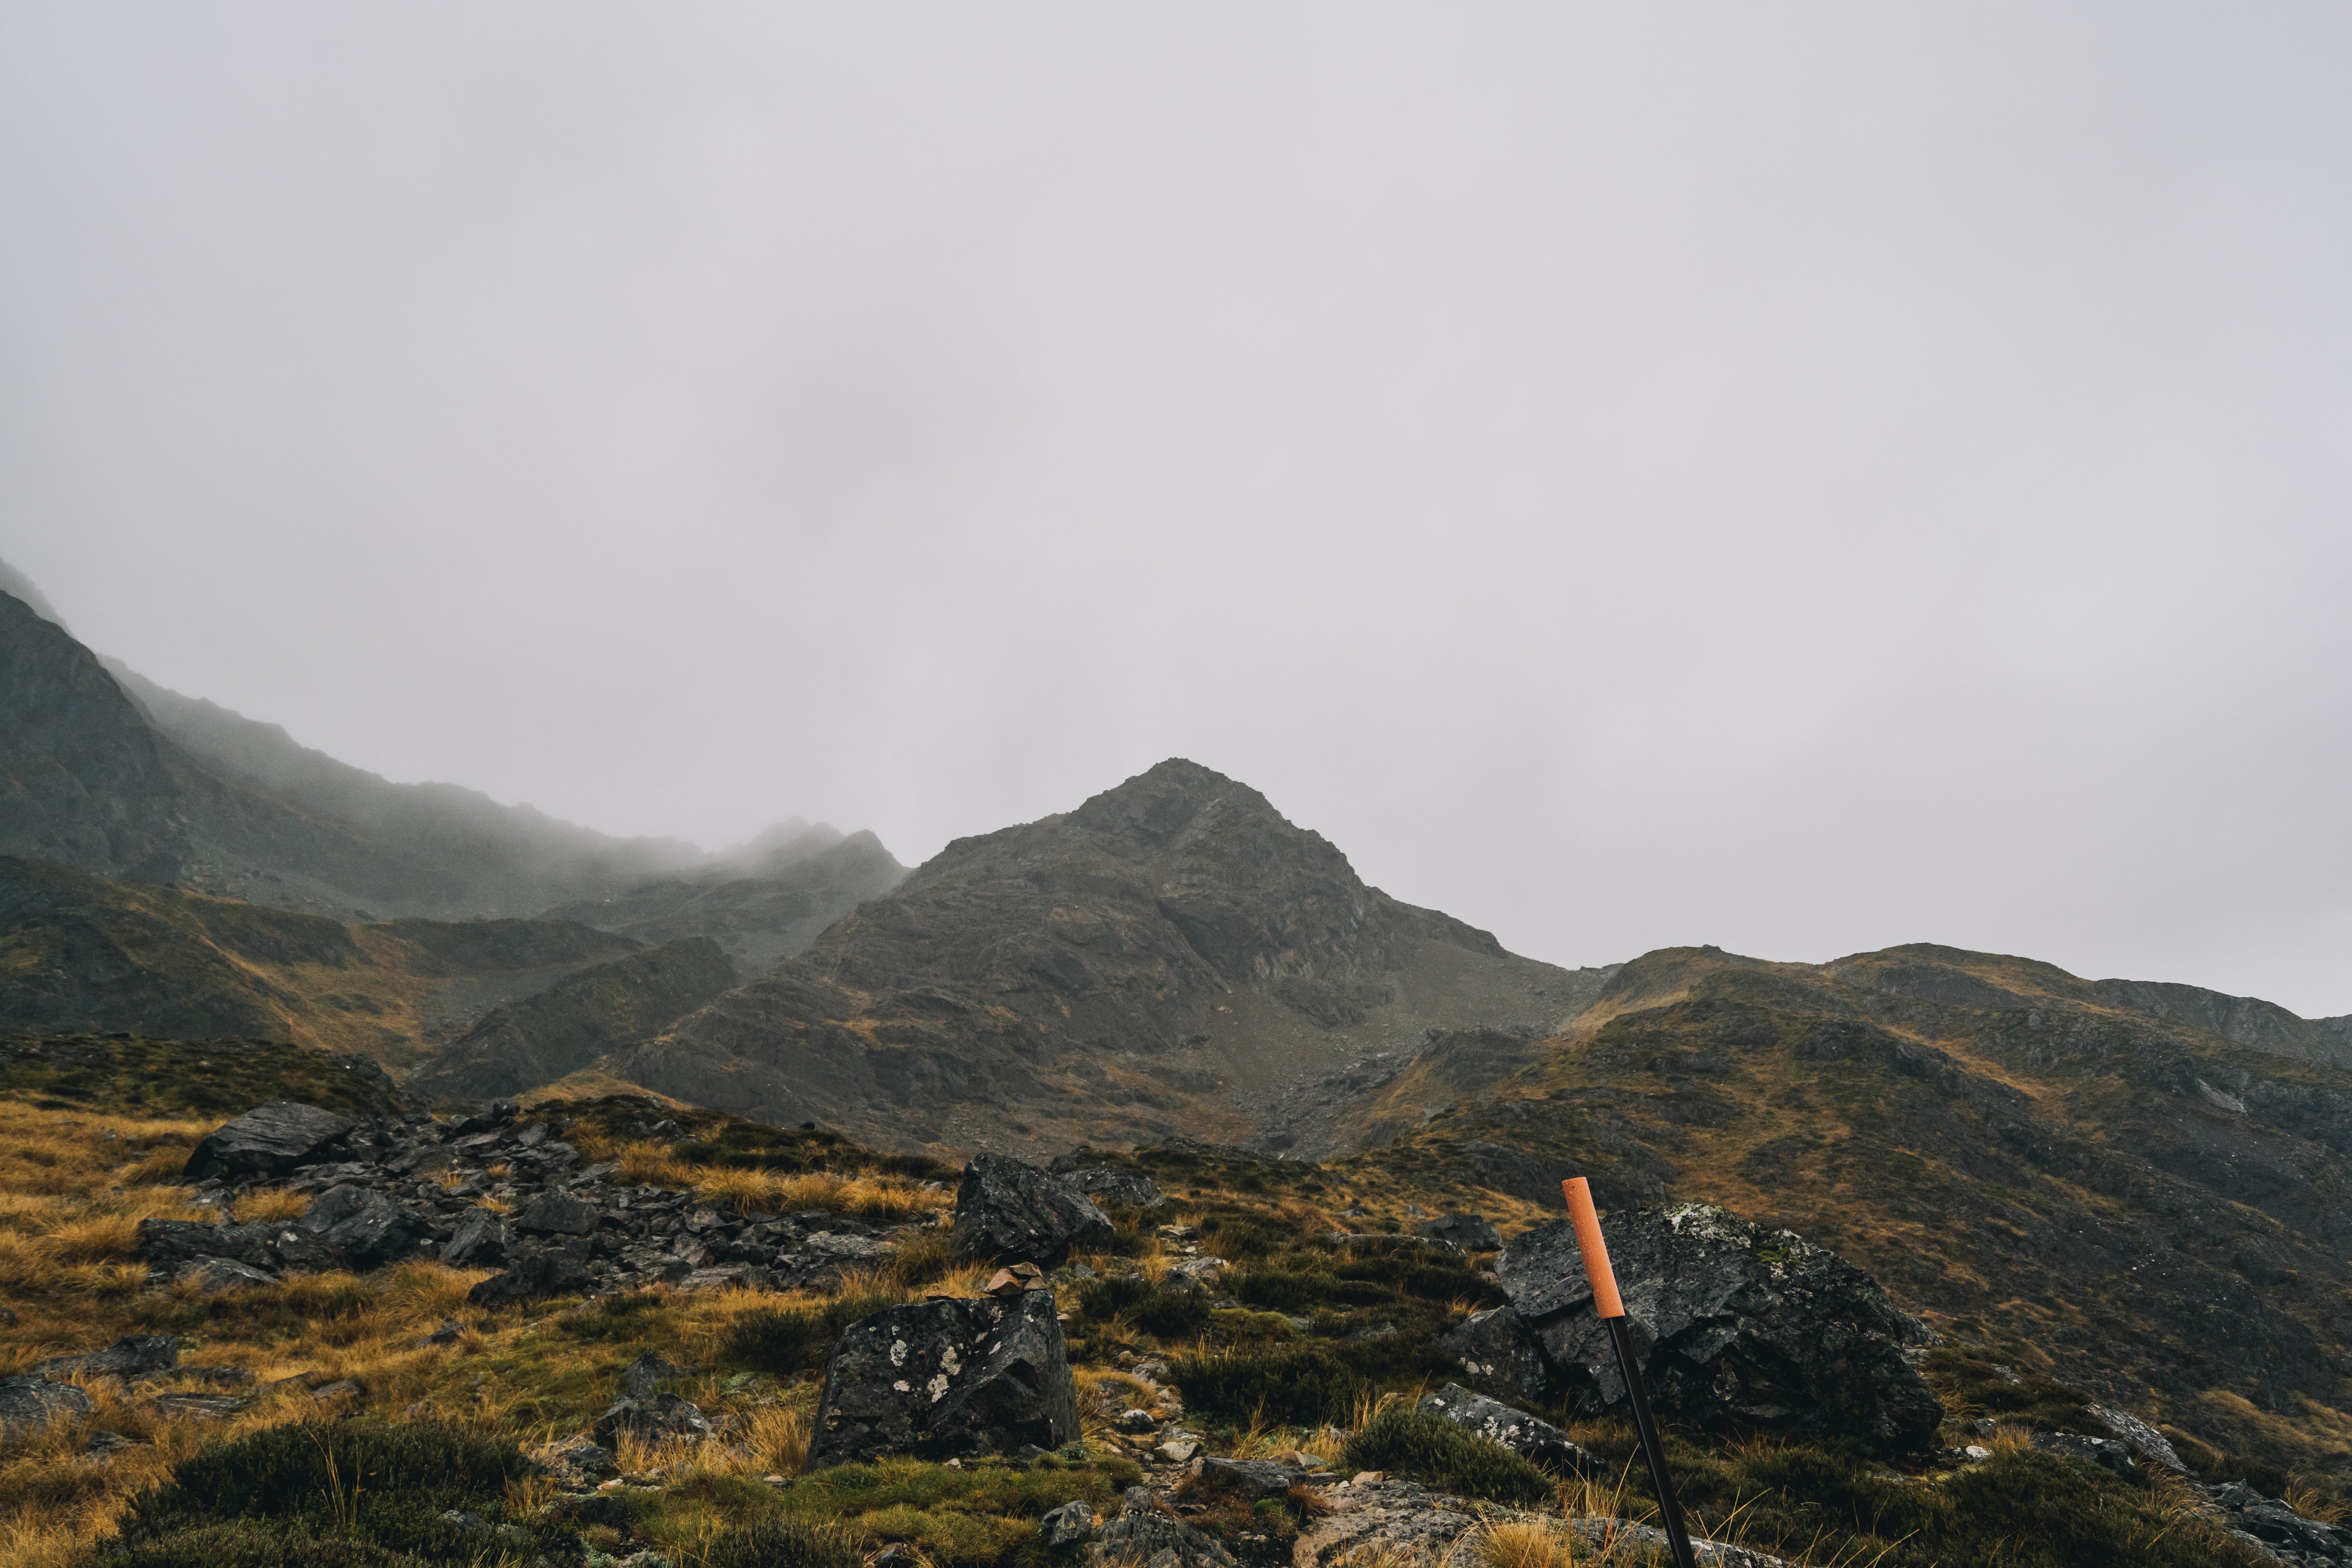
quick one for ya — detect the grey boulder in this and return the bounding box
[1088,1486,1236,1568]
[1434,1306,1553,1408]
[1040,1500,1097,1547]
[951,1153,1115,1268]
[808,1290,1080,1466]
[1418,1384,1588,1475]
[441,1210,509,1270]
[512,1191,598,1237]
[182,1102,354,1184]
[1500,1204,1941,1453]
[594,1392,711,1448]
[300,1184,428,1269]
[35,1335,177,1382]
[0,1375,92,1439]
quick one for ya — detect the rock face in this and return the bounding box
[951,1155,1115,1268]
[624,759,1597,1155]
[182,1102,358,1184]
[807,1291,1080,1466]
[1434,1307,1553,1410]
[1417,1384,1588,1475]
[1495,1205,1941,1453]
[1056,1167,1169,1209]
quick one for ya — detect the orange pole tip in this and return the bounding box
[1561,1176,1625,1320]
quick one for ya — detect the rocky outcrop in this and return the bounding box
[34,1336,177,1382]
[951,1154,1115,1267]
[1496,1205,1941,1453]
[407,937,739,1101]
[183,1103,359,1184]
[1090,1486,1237,1568]
[625,760,1597,1155]
[1416,1384,1587,1474]
[139,1097,918,1305]
[1056,1167,1169,1209]
[0,1375,93,1440]
[807,1291,1079,1466]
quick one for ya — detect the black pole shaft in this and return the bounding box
[1605,1315,1698,1568]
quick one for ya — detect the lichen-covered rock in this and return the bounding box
[1059,1168,1168,1209]
[1040,1499,1097,1547]
[1090,1486,1237,1568]
[35,1335,177,1382]
[2084,1403,2187,1472]
[1194,1457,1305,1499]
[1567,1519,1792,1568]
[299,1184,428,1269]
[467,1243,593,1306]
[1500,1204,1941,1453]
[1417,1214,1502,1251]
[951,1154,1115,1268]
[182,1102,354,1183]
[1292,1478,1520,1568]
[808,1290,1079,1466]
[1416,1384,1588,1475]
[0,1375,93,1439]
[1434,1305,1552,1408]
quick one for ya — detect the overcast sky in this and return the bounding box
[3,5,2347,1015]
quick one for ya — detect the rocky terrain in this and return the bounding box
[1348,942,2352,1476]
[625,759,1613,1156]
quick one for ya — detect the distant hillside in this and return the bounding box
[1346,941,2352,1477]
[0,589,189,881]
[0,854,638,1066]
[407,935,738,1101]
[625,759,1610,1154]
[538,828,908,974]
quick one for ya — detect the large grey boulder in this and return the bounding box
[1417,1384,1588,1475]
[182,1103,354,1184]
[512,1190,598,1237]
[1499,1204,1941,1453]
[35,1335,177,1382]
[951,1153,1115,1268]
[136,1218,276,1273]
[299,1184,428,1269]
[0,1375,92,1439]
[808,1290,1080,1466]
[1434,1306,1553,1408]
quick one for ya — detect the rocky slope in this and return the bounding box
[0,854,640,1063]
[1348,942,2352,1476]
[623,760,1609,1156]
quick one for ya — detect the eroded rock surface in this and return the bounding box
[183,1102,357,1183]
[950,1153,1114,1268]
[1417,1384,1587,1474]
[808,1290,1079,1466]
[1499,1204,1941,1453]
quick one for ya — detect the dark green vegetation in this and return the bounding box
[1342,1407,1554,1504]
[1352,943,2352,1477]
[723,1287,909,1374]
[101,1421,563,1567]
[0,1032,411,1119]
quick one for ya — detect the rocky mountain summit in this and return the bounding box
[626,759,1611,1155]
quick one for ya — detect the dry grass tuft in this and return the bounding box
[234,1187,311,1224]
[1480,1519,1584,1568]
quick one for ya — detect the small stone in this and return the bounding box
[1964,1445,1992,1462]
[1041,1499,1097,1547]
[1157,1438,1200,1463]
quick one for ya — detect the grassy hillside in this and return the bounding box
[0,856,639,1071]
[0,1048,2303,1568]
[1352,944,2352,1480]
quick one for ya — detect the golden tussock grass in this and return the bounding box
[694,1167,940,1224]
[1479,1519,1587,1568]
[233,1187,311,1224]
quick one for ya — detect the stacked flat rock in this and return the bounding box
[132,1097,911,1305]
[808,1291,1080,1466]
[1494,1204,1941,1453]
[950,1153,1115,1267]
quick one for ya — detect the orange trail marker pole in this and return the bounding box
[1562,1177,1697,1568]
